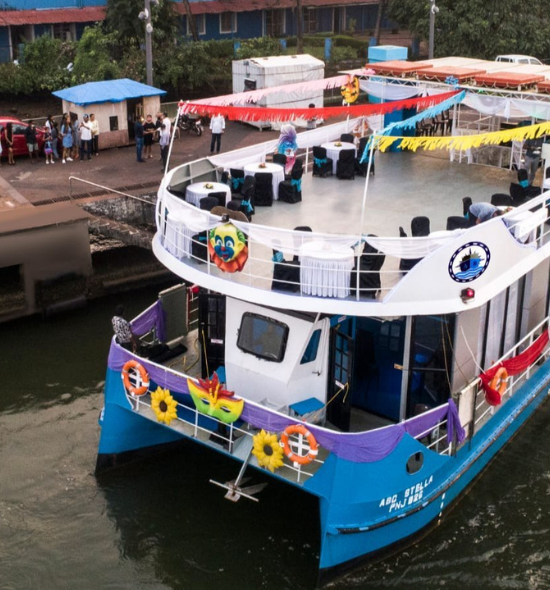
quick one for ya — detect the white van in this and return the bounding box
[495,54,542,65]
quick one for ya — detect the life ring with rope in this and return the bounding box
[280,424,319,467]
[489,366,508,397]
[121,359,150,396]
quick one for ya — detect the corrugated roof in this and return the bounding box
[175,0,374,15]
[0,7,106,26]
[52,78,166,106]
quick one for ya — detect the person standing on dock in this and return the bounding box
[209,113,225,154]
[79,114,92,161]
[90,114,99,156]
[25,120,39,163]
[135,116,145,163]
[523,137,543,185]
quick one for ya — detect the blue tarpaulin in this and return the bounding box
[52,78,166,106]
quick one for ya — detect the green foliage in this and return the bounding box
[330,46,360,62]
[387,0,550,59]
[71,25,120,84]
[235,37,284,59]
[0,35,74,94]
[105,0,179,50]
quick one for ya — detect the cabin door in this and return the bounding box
[327,327,354,431]
[198,292,226,379]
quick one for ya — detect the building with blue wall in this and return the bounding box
[0,0,403,64]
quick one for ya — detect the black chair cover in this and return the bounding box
[340,133,354,143]
[199,196,219,211]
[226,200,240,211]
[254,172,274,206]
[209,191,227,207]
[350,238,385,298]
[491,193,513,206]
[446,216,470,230]
[273,153,287,167]
[400,216,430,272]
[191,232,208,262]
[336,149,355,180]
[278,168,303,204]
[229,168,245,193]
[355,137,375,177]
[312,146,333,177]
[220,170,230,185]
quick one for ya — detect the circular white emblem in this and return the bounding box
[448,242,490,283]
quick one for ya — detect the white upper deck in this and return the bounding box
[154,121,550,317]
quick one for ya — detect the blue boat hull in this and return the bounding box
[97,359,550,585]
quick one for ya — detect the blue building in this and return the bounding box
[0,0,402,64]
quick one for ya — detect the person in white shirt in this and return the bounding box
[210,113,225,154]
[79,114,92,161]
[159,122,170,169]
[90,113,99,156]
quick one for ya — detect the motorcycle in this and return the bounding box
[178,114,202,137]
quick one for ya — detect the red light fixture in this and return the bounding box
[460,287,475,302]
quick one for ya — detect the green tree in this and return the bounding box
[236,37,284,60]
[387,0,550,59]
[71,25,120,83]
[105,0,180,49]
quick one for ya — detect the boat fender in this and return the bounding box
[489,366,508,396]
[121,360,150,396]
[280,424,318,467]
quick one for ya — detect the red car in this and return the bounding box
[0,116,47,158]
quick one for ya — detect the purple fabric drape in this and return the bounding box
[109,336,464,463]
[109,306,466,463]
[130,300,166,341]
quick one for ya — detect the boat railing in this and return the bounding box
[125,386,324,484]
[158,190,550,303]
[456,315,550,439]
[413,417,453,455]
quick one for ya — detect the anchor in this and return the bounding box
[209,442,267,502]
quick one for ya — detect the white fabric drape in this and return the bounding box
[364,230,466,260]
[192,75,350,107]
[360,80,424,101]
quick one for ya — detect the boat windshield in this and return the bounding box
[237,312,289,362]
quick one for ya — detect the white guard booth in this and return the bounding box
[232,54,325,130]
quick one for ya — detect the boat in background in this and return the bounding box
[96,114,550,586]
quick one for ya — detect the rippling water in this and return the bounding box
[1,286,550,590]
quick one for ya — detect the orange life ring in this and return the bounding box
[489,367,508,396]
[280,424,319,467]
[121,360,150,396]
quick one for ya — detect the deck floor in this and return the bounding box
[253,150,513,237]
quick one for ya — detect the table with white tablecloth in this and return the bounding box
[300,241,355,298]
[243,162,285,200]
[185,182,231,208]
[321,142,357,175]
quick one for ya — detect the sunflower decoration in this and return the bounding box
[151,387,178,425]
[252,429,284,473]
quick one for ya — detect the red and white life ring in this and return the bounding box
[489,366,508,397]
[121,360,150,396]
[280,424,319,467]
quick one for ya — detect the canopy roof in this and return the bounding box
[52,79,166,106]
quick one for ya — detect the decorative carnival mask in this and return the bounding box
[341,76,359,104]
[208,222,248,273]
[187,372,244,424]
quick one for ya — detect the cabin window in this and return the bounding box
[304,8,317,34]
[300,329,322,364]
[188,14,206,36]
[237,312,289,362]
[109,116,118,132]
[407,314,455,417]
[406,452,424,474]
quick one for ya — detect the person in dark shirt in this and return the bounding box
[112,305,139,351]
[25,120,38,163]
[143,114,156,160]
[134,116,145,163]
[523,137,543,185]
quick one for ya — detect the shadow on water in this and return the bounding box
[96,441,320,590]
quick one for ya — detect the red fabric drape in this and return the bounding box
[479,329,549,405]
[179,90,460,122]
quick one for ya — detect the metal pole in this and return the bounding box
[145,0,153,86]
[429,1,438,60]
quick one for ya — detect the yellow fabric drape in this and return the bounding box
[375,121,550,152]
